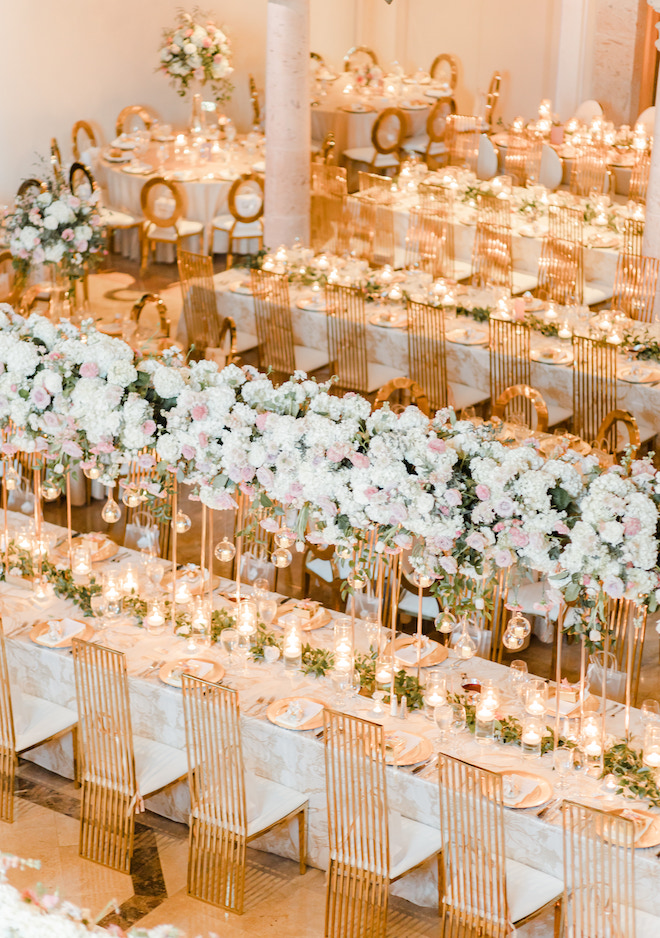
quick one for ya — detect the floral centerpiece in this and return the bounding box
[158,7,233,103]
[5,171,104,288]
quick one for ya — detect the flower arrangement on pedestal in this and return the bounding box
[5,173,104,287]
[158,7,233,103]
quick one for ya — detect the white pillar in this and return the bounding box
[643,2,660,261]
[553,0,592,120]
[264,0,311,247]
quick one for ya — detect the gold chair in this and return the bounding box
[324,709,442,938]
[311,163,347,254]
[69,162,140,254]
[317,132,337,164]
[140,177,204,275]
[417,182,471,280]
[402,97,455,168]
[570,144,611,196]
[490,316,571,428]
[343,46,378,71]
[406,298,488,414]
[404,207,450,278]
[612,252,659,322]
[595,408,641,462]
[72,639,187,872]
[50,137,63,182]
[182,676,308,914]
[343,107,407,179]
[504,133,543,187]
[445,114,480,173]
[629,150,651,204]
[128,292,184,361]
[537,204,584,305]
[492,384,549,432]
[115,105,155,137]
[339,193,395,267]
[69,161,96,199]
[248,74,261,130]
[251,268,329,381]
[372,377,430,415]
[473,194,538,294]
[16,178,46,199]
[429,53,458,97]
[438,753,563,938]
[208,173,264,266]
[572,334,617,444]
[562,800,659,936]
[178,250,257,362]
[0,624,78,823]
[71,120,97,162]
[621,217,644,257]
[325,283,399,395]
[484,71,501,130]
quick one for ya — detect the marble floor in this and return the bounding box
[1,760,558,937]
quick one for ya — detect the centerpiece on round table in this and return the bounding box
[158,7,234,131]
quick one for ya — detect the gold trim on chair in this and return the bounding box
[69,162,96,199]
[537,204,585,305]
[572,334,617,445]
[131,293,171,336]
[177,250,229,361]
[325,283,370,393]
[17,178,46,199]
[595,408,640,461]
[223,173,264,268]
[489,317,531,417]
[115,105,154,138]
[630,150,651,204]
[491,384,549,432]
[429,53,458,90]
[50,138,63,180]
[445,115,480,173]
[484,71,501,131]
[248,74,261,129]
[71,120,97,162]
[343,45,378,71]
[372,377,430,415]
[250,268,297,379]
[406,298,451,412]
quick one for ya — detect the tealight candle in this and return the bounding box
[607,329,622,346]
[317,253,329,271]
[558,321,572,339]
[122,564,140,596]
[144,599,166,634]
[545,303,558,322]
[174,580,193,605]
[71,545,92,578]
[282,618,303,670]
[380,265,393,284]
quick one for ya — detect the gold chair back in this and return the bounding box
[325,283,368,393]
[340,191,394,267]
[372,377,430,415]
[248,74,261,128]
[343,46,378,71]
[472,195,513,290]
[131,293,171,337]
[445,114,480,173]
[177,250,224,357]
[69,161,96,199]
[404,207,449,278]
[489,318,531,415]
[424,97,456,166]
[629,151,650,204]
[116,105,154,138]
[612,253,659,322]
[324,709,389,938]
[224,173,265,268]
[0,625,17,823]
[572,334,617,444]
[369,108,406,170]
[311,163,347,253]
[141,177,186,229]
[407,298,450,412]
[595,408,641,462]
[562,800,636,938]
[537,205,584,305]
[16,178,46,199]
[250,268,297,379]
[50,137,63,180]
[438,753,510,936]
[417,183,457,279]
[484,71,501,130]
[181,675,248,912]
[72,639,137,872]
[320,132,336,164]
[491,384,549,432]
[429,53,458,90]
[504,134,543,187]
[570,144,610,196]
[621,217,644,258]
[71,120,97,162]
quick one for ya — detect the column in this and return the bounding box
[643,1,660,261]
[553,0,592,120]
[264,0,311,247]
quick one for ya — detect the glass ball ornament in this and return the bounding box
[271,547,292,568]
[509,611,531,638]
[275,530,295,549]
[122,490,142,508]
[434,607,456,634]
[502,626,525,651]
[41,481,61,502]
[335,546,352,561]
[453,617,477,660]
[172,510,192,534]
[347,573,367,591]
[82,463,102,480]
[101,495,122,524]
[4,467,19,491]
[410,570,435,589]
[214,537,236,563]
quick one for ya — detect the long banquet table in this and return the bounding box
[4,509,660,915]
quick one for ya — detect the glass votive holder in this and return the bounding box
[121,563,140,596]
[580,715,603,775]
[521,717,544,759]
[334,617,353,660]
[144,598,166,634]
[475,702,496,744]
[423,671,448,720]
[524,679,547,716]
[282,618,303,670]
[236,598,257,641]
[643,724,660,774]
[71,544,93,581]
[102,570,123,619]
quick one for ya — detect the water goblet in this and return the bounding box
[509,659,528,694]
[258,597,278,629]
[46,619,63,644]
[641,699,660,725]
[221,627,238,664]
[434,701,453,747]
[552,746,574,791]
[450,703,466,739]
[90,593,106,631]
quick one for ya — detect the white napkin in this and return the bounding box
[38,617,85,647]
[395,637,434,666]
[501,772,538,806]
[384,731,418,763]
[277,698,323,728]
[169,659,213,685]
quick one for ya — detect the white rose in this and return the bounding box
[160,48,172,62]
[44,243,65,262]
[36,191,52,207]
[41,370,63,394]
[183,42,197,55]
[43,215,59,230]
[74,224,92,242]
[106,359,138,387]
[46,200,74,225]
[19,226,40,251]
[191,25,206,47]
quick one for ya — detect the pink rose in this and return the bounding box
[445,488,462,507]
[32,386,50,408]
[475,484,490,501]
[554,522,570,536]
[624,517,642,536]
[428,437,446,454]
[181,444,195,460]
[256,466,274,487]
[142,420,156,437]
[198,432,208,448]
[62,440,82,458]
[79,361,98,378]
[509,527,530,547]
[466,532,486,551]
[349,452,369,468]
[191,404,208,421]
[439,555,457,575]
[494,549,514,568]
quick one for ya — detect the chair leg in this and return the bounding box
[71,724,81,788]
[298,806,307,875]
[553,897,563,938]
[0,750,16,823]
[139,232,149,278]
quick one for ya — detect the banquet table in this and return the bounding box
[209,268,660,430]
[4,509,660,915]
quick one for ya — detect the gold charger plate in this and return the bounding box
[276,600,332,631]
[53,533,118,564]
[445,327,488,346]
[30,619,94,648]
[530,347,573,366]
[158,657,224,688]
[267,695,326,731]
[394,635,448,667]
[607,808,660,848]
[384,731,433,766]
[500,770,553,809]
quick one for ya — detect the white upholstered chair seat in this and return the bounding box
[547,403,572,427]
[133,735,188,796]
[100,207,139,228]
[450,381,489,412]
[398,588,440,620]
[539,144,563,191]
[450,259,473,281]
[445,857,562,926]
[210,216,264,238]
[511,270,539,295]
[402,135,446,157]
[294,345,329,374]
[389,814,444,881]
[583,282,613,306]
[144,218,204,242]
[365,362,403,393]
[343,147,401,168]
[245,773,308,837]
[14,693,78,753]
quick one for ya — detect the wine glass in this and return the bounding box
[221,628,238,664]
[434,701,453,747]
[450,703,466,738]
[258,597,278,629]
[90,593,106,631]
[46,619,63,644]
[641,699,660,725]
[553,746,574,791]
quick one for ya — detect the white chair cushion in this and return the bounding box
[547,403,572,427]
[236,330,258,353]
[511,270,539,295]
[583,282,613,306]
[14,694,78,753]
[144,218,204,241]
[451,259,473,281]
[636,907,660,933]
[234,193,263,216]
[344,147,400,168]
[293,345,329,373]
[450,381,489,411]
[505,858,563,923]
[403,135,446,157]
[134,735,188,797]
[398,588,440,619]
[100,208,138,228]
[539,144,563,191]
[305,556,334,583]
[211,215,264,237]
[477,134,498,180]
[245,772,307,837]
[366,362,403,394]
[390,814,443,880]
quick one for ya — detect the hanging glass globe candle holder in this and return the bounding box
[214,537,236,563]
[41,480,61,502]
[410,570,435,589]
[502,626,525,651]
[172,510,192,534]
[101,492,121,524]
[82,462,102,480]
[335,545,352,561]
[4,466,19,491]
[275,529,296,549]
[509,610,531,638]
[453,615,477,660]
[122,488,142,508]
[271,547,292,568]
[435,607,456,634]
